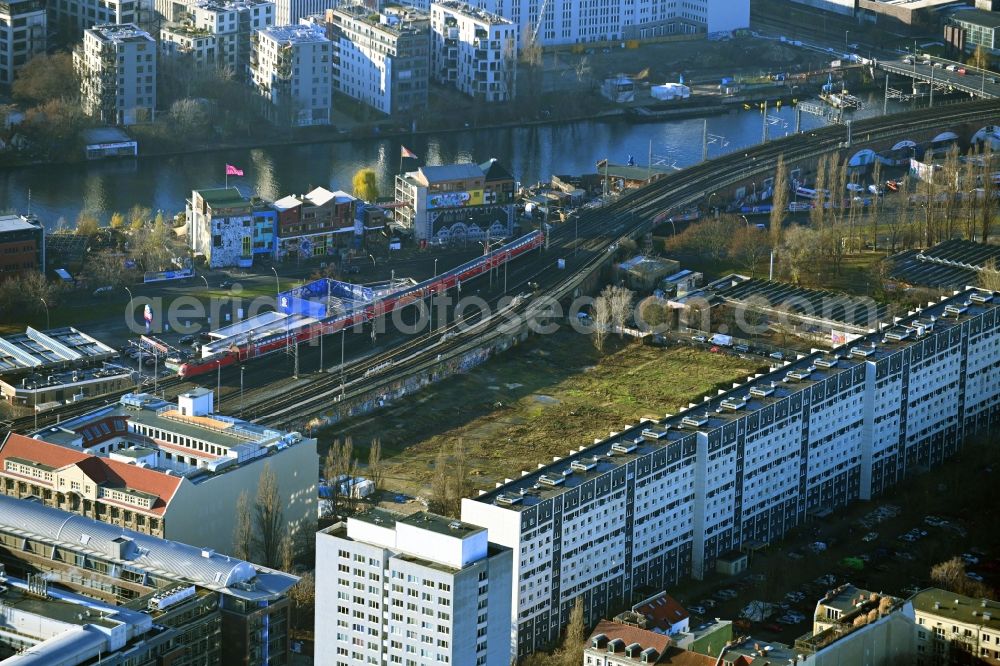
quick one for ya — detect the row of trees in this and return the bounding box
[522,599,586,666]
[0,270,66,324]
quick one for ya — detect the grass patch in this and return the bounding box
[323,330,761,499]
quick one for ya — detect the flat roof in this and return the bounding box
[0,215,41,234]
[912,588,1000,631]
[0,327,116,374]
[433,0,512,24]
[196,187,250,208]
[260,23,330,43]
[399,511,485,538]
[952,7,1000,30]
[88,23,155,43]
[707,274,890,329]
[475,287,1000,511]
[890,239,1000,289]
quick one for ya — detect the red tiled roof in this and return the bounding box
[588,620,671,662]
[0,433,182,516]
[635,593,689,631]
[659,647,718,666]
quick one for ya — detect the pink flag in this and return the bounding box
[400,145,418,160]
[226,164,244,177]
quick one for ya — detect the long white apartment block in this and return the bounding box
[458,0,747,48]
[0,0,46,89]
[462,287,1000,658]
[315,508,513,665]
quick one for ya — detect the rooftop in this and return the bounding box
[706,274,890,330]
[260,23,330,43]
[398,511,485,538]
[0,494,298,599]
[82,127,133,145]
[474,287,1000,511]
[334,5,427,34]
[587,619,671,662]
[88,23,155,43]
[0,433,183,515]
[632,592,689,632]
[889,239,1000,289]
[0,214,40,235]
[952,7,1000,30]
[819,584,880,615]
[192,0,272,12]
[432,0,512,24]
[196,187,251,209]
[912,587,1000,631]
[415,162,485,184]
[0,326,117,373]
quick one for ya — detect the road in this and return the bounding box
[878,54,1000,101]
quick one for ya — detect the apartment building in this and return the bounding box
[274,0,325,26]
[0,388,316,556]
[0,0,45,89]
[160,0,274,72]
[913,588,1000,665]
[429,0,515,102]
[272,186,357,261]
[0,494,298,666]
[462,287,1000,658]
[458,0,745,48]
[187,186,274,268]
[49,0,141,40]
[329,5,429,116]
[74,24,156,126]
[0,214,44,278]
[250,23,331,126]
[394,158,517,242]
[315,508,513,665]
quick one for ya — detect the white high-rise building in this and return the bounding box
[274,0,325,27]
[329,6,430,116]
[0,0,46,89]
[462,287,1000,658]
[316,508,513,665]
[430,0,516,102]
[250,23,331,126]
[160,0,274,72]
[462,0,746,48]
[74,23,156,126]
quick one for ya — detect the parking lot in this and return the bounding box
[666,438,999,643]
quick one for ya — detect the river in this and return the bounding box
[0,92,905,227]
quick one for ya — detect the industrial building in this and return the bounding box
[429,1,516,102]
[74,24,156,126]
[0,494,298,666]
[0,215,45,278]
[394,158,517,242]
[315,508,513,665]
[328,6,429,116]
[462,287,1000,657]
[0,326,127,408]
[0,388,316,556]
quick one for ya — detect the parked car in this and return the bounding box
[692,335,707,343]
[179,335,195,345]
[769,351,785,361]
[688,605,707,615]
[699,599,717,609]
[714,589,738,600]
[734,344,750,352]
[219,280,234,289]
[962,553,980,566]
[862,532,879,542]
[967,572,985,583]
[345,265,361,275]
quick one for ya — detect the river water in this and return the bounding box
[0,92,903,227]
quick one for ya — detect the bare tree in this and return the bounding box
[980,258,1000,291]
[930,556,967,594]
[553,597,587,666]
[809,154,829,230]
[232,490,253,561]
[608,285,634,337]
[770,155,788,248]
[253,463,285,568]
[980,143,996,243]
[368,437,384,494]
[429,441,470,517]
[280,533,295,572]
[591,290,612,351]
[324,437,354,516]
[287,570,315,636]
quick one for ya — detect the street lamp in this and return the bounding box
[845,30,849,48]
[707,192,719,218]
[739,214,751,229]
[39,298,49,329]
[270,267,280,294]
[200,275,209,289]
[433,258,438,278]
[368,254,376,269]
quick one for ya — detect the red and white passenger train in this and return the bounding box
[176,230,544,378]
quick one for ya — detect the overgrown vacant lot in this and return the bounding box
[324,330,760,499]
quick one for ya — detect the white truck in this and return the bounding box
[710,333,734,347]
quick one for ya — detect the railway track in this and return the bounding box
[6,100,999,434]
